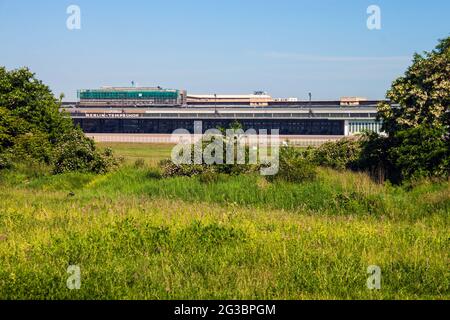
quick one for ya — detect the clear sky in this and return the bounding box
[0,0,449,100]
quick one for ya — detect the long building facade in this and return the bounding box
[66,106,383,136]
[63,87,384,137]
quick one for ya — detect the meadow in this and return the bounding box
[0,143,448,300]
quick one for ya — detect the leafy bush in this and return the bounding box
[10,132,54,165]
[0,67,118,175]
[357,126,450,183]
[389,125,449,181]
[377,37,450,135]
[160,127,258,178]
[268,146,317,183]
[0,150,13,170]
[357,132,395,183]
[311,138,362,171]
[52,129,118,174]
[159,159,209,178]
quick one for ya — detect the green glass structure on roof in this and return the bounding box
[78,89,179,100]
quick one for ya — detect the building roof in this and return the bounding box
[188,94,272,99]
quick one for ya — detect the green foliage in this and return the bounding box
[160,124,258,178]
[389,125,449,181]
[269,146,317,183]
[0,106,28,152]
[159,158,210,178]
[363,37,450,183]
[0,157,448,299]
[357,125,450,183]
[377,37,450,135]
[11,132,54,164]
[357,132,396,183]
[0,67,73,143]
[145,167,163,180]
[299,38,450,183]
[310,138,362,171]
[0,67,117,175]
[0,152,12,170]
[53,129,118,174]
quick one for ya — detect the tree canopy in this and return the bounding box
[0,67,116,173]
[372,37,450,181]
[378,37,450,135]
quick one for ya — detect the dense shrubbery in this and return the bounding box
[306,126,449,184]
[369,128,448,183]
[160,129,260,179]
[268,146,317,183]
[309,138,362,171]
[52,129,118,174]
[0,67,117,175]
[160,158,210,178]
[387,125,449,181]
[160,159,258,179]
[198,171,223,184]
[160,140,318,184]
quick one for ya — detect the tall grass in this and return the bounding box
[21,165,446,221]
[0,187,448,299]
[0,143,448,299]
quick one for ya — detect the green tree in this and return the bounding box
[0,67,116,174]
[0,67,73,143]
[377,37,450,135]
[371,37,450,182]
[389,125,449,180]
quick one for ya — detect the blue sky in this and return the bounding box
[0,0,449,100]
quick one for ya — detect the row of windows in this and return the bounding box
[72,112,377,119]
[349,122,382,133]
[75,119,345,135]
[78,91,179,100]
[81,99,180,104]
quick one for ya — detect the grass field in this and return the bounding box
[98,142,174,166]
[0,143,448,300]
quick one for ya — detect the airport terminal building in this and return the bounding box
[64,87,383,137]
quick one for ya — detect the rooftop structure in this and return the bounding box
[340,97,368,106]
[77,87,187,107]
[187,92,273,106]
